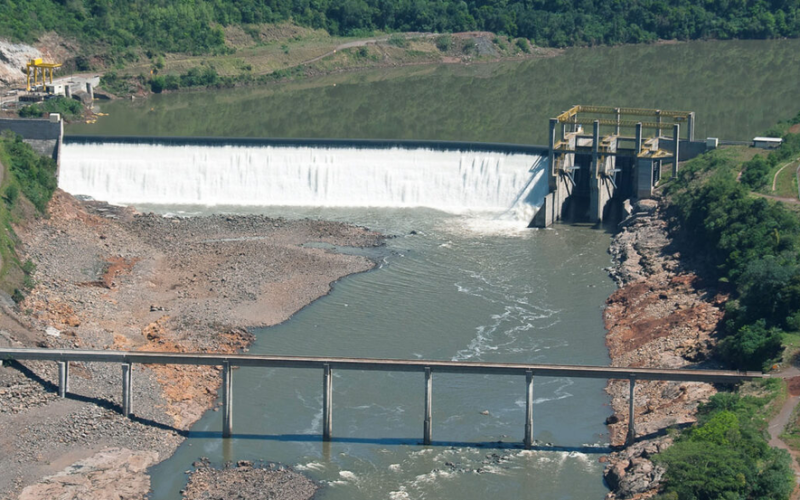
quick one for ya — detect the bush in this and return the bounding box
[462,38,477,53]
[0,134,58,213]
[654,392,794,500]
[149,75,165,93]
[164,74,180,90]
[3,184,18,206]
[516,38,531,53]
[740,155,770,190]
[719,320,783,370]
[21,259,35,274]
[387,34,409,48]
[435,35,452,51]
[18,97,83,120]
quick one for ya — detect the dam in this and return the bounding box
[60,136,550,226]
[58,106,707,228]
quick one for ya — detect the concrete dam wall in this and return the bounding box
[60,136,549,225]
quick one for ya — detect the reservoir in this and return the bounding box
[63,38,800,499]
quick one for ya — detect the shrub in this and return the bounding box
[516,38,531,53]
[462,38,477,53]
[21,259,35,274]
[740,155,770,189]
[435,35,452,51]
[149,75,165,93]
[1,134,58,213]
[4,184,18,206]
[387,34,409,48]
[719,320,783,370]
[18,97,83,120]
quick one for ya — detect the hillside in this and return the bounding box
[1,0,799,60]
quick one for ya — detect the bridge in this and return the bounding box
[0,347,764,448]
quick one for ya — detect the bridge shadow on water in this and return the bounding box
[185,430,614,454]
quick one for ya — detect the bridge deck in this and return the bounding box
[0,347,763,383]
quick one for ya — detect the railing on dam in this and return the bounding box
[0,348,765,448]
[63,135,551,156]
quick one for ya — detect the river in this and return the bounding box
[64,38,800,499]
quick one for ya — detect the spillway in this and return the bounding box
[59,138,549,223]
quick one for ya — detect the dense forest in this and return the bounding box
[667,111,800,371]
[2,0,800,54]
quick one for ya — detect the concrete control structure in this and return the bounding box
[533,106,707,228]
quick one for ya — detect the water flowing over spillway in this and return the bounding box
[59,141,548,222]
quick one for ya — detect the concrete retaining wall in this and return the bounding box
[0,117,63,163]
[0,117,62,140]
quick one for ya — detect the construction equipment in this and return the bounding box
[26,58,62,92]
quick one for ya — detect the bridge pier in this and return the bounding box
[58,361,69,397]
[323,364,332,441]
[222,361,233,438]
[672,124,681,177]
[524,370,534,449]
[626,378,636,447]
[122,363,132,417]
[423,367,432,445]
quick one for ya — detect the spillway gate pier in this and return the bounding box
[0,348,764,448]
[533,105,710,227]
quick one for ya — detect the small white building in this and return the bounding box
[45,83,65,96]
[753,136,783,149]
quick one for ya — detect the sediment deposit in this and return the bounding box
[0,190,383,499]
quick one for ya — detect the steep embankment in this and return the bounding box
[602,199,725,499]
[0,190,384,499]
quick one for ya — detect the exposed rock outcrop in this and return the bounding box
[603,199,725,499]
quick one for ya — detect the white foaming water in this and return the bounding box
[59,142,547,221]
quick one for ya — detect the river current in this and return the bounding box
[143,207,616,500]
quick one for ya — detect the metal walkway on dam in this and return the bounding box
[0,347,764,448]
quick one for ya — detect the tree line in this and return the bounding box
[667,111,800,371]
[3,0,800,56]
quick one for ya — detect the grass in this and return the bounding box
[773,159,800,198]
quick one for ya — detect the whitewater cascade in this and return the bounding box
[59,142,548,221]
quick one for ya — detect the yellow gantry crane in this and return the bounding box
[26,58,62,92]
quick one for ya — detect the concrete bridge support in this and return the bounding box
[2,347,761,450]
[122,363,132,417]
[524,370,534,449]
[58,361,69,397]
[323,364,333,441]
[626,378,636,446]
[424,367,432,445]
[222,361,233,438]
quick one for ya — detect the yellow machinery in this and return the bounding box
[26,58,62,92]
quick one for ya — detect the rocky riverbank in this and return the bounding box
[0,190,384,499]
[182,459,317,500]
[602,199,726,499]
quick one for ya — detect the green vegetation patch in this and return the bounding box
[666,113,800,371]
[4,0,800,57]
[0,132,55,300]
[18,97,83,121]
[0,132,58,214]
[653,380,793,500]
